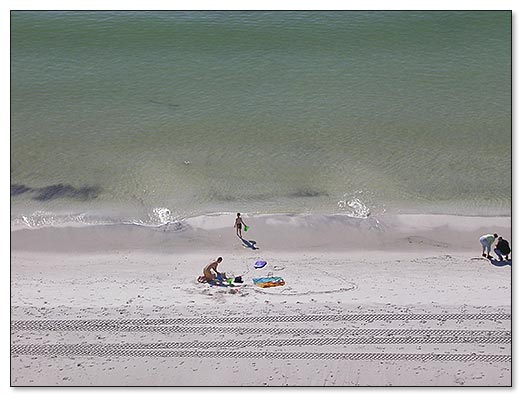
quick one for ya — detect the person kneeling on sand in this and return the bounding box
[494,237,511,262]
[197,257,226,283]
[479,233,498,259]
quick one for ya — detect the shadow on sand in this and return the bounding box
[489,258,512,267]
[239,236,259,250]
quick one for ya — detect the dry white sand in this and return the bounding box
[10,214,511,386]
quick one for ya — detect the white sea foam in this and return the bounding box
[337,193,372,218]
[10,207,186,231]
[11,211,113,230]
[152,207,173,224]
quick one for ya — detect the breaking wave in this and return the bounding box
[11,207,186,231]
[337,193,372,218]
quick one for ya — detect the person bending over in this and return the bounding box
[494,237,511,261]
[197,257,225,283]
[479,233,498,259]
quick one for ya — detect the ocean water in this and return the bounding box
[10,11,511,228]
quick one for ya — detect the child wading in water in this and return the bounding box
[234,213,248,238]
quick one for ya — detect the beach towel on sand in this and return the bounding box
[198,274,237,287]
[253,277,285,288]
[198,278,238,287]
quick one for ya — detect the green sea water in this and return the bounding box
[10,11,511,227]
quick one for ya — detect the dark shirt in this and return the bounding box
[496,239,511,254]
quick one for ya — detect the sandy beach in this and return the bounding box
[10,213,511,386]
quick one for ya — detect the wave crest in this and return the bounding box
[337,193,371,218]
[11,207,186,231]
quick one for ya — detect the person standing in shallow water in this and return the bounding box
[234,213,248,238]
[479,233,498,259]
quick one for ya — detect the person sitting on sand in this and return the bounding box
[494,237,511,262]
[197,257,225,283]
[234,213,248,238]
[479,233,498,259]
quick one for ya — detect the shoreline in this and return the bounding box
[11,213,512,253]
[11,209,512,231]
